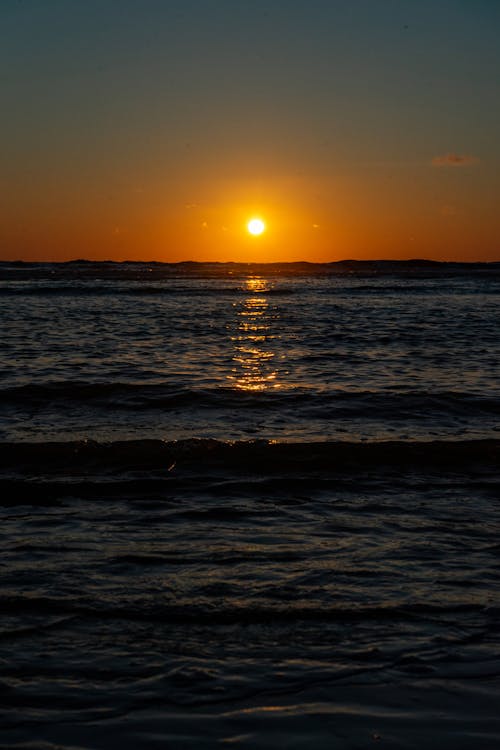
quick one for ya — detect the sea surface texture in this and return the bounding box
[1,260,500,749]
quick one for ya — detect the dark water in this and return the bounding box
[1,261,500,749]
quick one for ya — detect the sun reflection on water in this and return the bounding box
[227,277,281,391]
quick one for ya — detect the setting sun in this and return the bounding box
[247,218,266,236]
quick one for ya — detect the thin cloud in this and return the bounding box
[432,153,479,167]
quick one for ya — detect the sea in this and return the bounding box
[1,259,500,749]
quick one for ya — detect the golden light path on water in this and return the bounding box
[227,277,281,392]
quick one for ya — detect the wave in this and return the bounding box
[2,381,500,417]
[2,279,500,298]
[0,592,493,624]
[1,436,499,476]
[330,282,500,295]
[2,259,500,279]
[0,284,293,297]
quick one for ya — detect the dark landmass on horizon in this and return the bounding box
[2,258,500,266]
[1,258,500,281]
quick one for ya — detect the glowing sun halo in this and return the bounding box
[247,218,266,236]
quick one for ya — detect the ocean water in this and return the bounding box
[1,260,500,749]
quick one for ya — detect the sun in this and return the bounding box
[247,218,266,236]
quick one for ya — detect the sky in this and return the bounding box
[1,0,499,263]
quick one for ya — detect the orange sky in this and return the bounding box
[1,1,499,263]
[3,168,499,263]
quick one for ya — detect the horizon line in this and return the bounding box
[2,257,500,266]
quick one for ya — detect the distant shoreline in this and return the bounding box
[1,258,500,268]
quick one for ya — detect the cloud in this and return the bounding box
[432,153,479,167]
